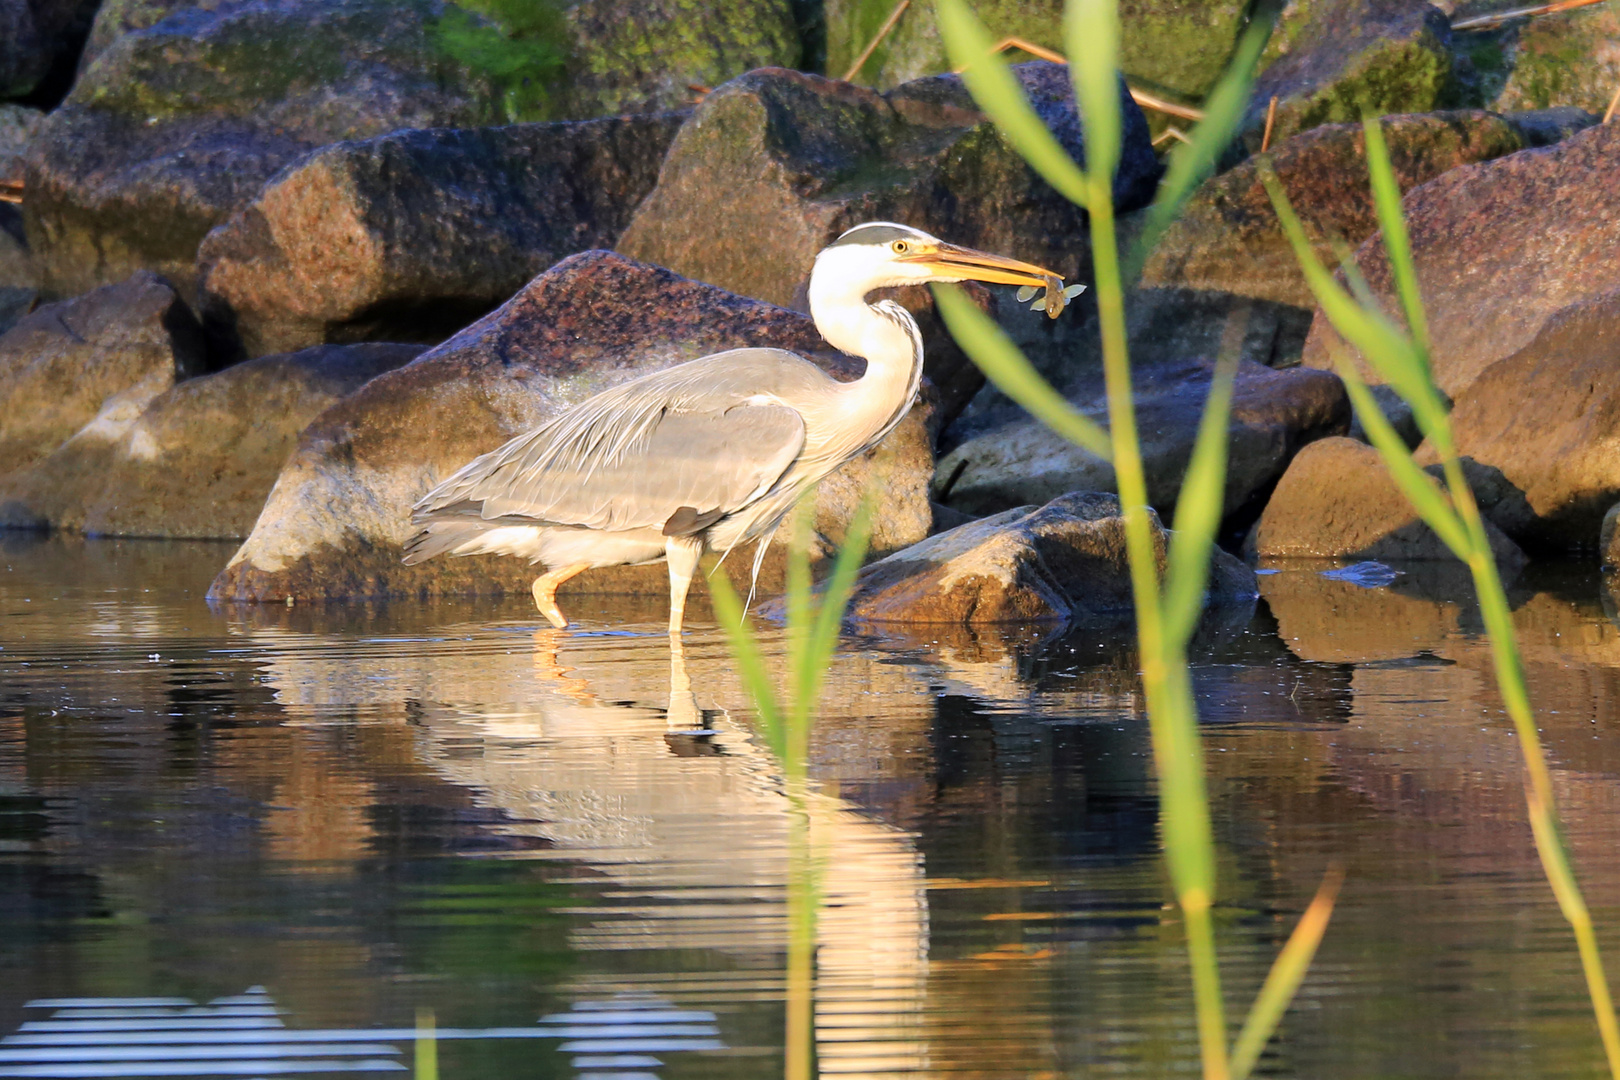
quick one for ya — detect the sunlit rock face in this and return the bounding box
[1249,436,1526,567]
[0,271,204,480]
[0,342,423,538]
[196,113,689,360]
[208,250,936,605]
[842,491,1255,626]
[1303,121,1620,403]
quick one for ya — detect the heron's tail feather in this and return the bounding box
[401,522,486,565]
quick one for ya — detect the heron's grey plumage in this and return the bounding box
[400,221,1065,634]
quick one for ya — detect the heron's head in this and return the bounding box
[813,222,1061,292]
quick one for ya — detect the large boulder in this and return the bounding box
[1302,121,1620,401]
[1248,436,1526,567]
[22,0,517,301]
[1141,111,1525,310]
[207,250,937,604]
[1493,4,1620,116]
[0,343,423,537]
[844,490,1257,626]
[0,271,204,478]
[618,62,1159,309]
[0,106,40,298]
[1412,290,1620,555]
[0,0,100,102]
[0,104,39,184]
[824,0,1251,104]
[1245,1,1456,148]
[196,112,688,359]
[935,357,1350,529]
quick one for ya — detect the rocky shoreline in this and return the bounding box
[2,0,1617,626]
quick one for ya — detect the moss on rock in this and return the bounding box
[1495,5,1620,114]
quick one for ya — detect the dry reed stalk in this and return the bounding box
[1260,95,1278,151]
[842,0,911,81]
[0,181,21,205]
[1605,83,1620,123]
[1153,125,1191,146]
[957,35,1208,121]
[1451,0,1607,30]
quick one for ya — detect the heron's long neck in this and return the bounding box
[808,277,924,430]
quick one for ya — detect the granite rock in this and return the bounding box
[844,490,1257,626]
[1302,121,1620,401]
[197,112,687,359]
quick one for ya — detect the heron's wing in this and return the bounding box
[415,349,829,534]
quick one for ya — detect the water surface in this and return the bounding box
[3,535,1620,1078]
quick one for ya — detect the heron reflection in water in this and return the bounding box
[403,223,1076,634]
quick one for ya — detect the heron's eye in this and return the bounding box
[891,240,909,254]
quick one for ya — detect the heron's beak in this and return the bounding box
[898,242,1059,288]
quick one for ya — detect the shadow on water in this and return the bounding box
[5,537,1620,1075]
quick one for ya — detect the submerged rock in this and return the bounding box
[23,0,517,301]
[197,113,687,358]
[1246,0,1456,147]
[208,250,936,604]
[0,272,204,479]
[844,491,1256,626]
[1142,111,1525,310]
[1303,121,1620,401]
[1417,290,1620,554]
[1249,436,1525,567]
[618,62,1158,309]
[0,343,423,538]
[936,358,1349,530]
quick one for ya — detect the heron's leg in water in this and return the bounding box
[532,563,589,629]
[665,536,705,636]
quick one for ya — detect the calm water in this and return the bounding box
[4,534,1620,1079]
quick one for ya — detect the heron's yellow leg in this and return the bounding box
[665,536,705,636]
[532,563,589,629]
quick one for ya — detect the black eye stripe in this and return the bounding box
[827,224,927,249]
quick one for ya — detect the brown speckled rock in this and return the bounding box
[0,272,205,479]
[1303,121,1620,401]
[845,491,1256,625]
[197,113,688,359]
[1250,436,1525,568]
[208,250,936,604]
[1143,111,1524,310]
[1413,290,1620,554]
[0,343,423,538]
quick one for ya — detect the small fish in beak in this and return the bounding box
[1016,277,1087,319]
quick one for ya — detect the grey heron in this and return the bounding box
[402,222,1070,634]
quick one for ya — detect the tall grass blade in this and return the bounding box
[1063,0,1121,187]
[710,570,786,760]
[1162,328,1240,649]
[1129,14,1271,276]
[932,284,1112,459]
[937,0,1089,207]
[1229,867,1344,1080]
[1361,115,1430,359]
[414,1010,438,1080]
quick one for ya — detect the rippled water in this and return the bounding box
[4,534,1620,1078]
